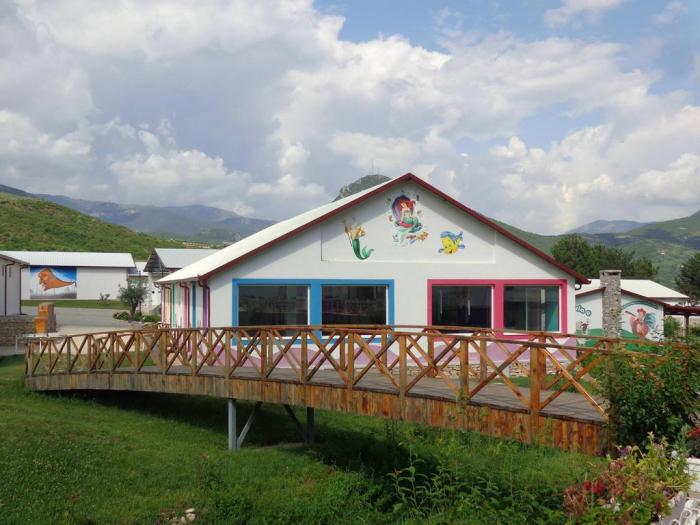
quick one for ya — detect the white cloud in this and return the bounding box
[652,1,686,25]
[544,0,625,27]
[0,0,698,234]
[109,148,254,215]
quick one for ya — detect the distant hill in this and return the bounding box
[0,192,188,260]
[37,194,275,244]
[333,174,391,201]
[568,219,648,234]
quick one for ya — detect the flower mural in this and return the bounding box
[387,193,428,246]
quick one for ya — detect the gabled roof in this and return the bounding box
[0,251,134,268]
[144,248,219,273]
[0,252,28,265]
[159,173,590,284]
[575,285,669,307]
[578,279,688,300]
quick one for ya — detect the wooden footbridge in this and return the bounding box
[23,325,663,455]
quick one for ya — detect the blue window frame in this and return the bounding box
[232,279,395,326]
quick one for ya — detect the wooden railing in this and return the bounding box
[24,325,673,442]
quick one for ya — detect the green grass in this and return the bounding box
[0,192,186,260]
[21,299,126,310]
[0,356,605,524]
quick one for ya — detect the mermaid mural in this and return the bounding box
[343,221,374,260]
[387,193,429,246]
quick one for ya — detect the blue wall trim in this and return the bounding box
[231,278,395,327]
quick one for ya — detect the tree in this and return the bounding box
[551,234,657,279]
[676,253,700,304]
[118,281,148,318]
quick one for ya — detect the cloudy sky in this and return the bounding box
[1,0,699,233]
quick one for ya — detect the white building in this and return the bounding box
[0,253,26,316]
[158,173,587,331]
[143,248,219,308]
[578,279,689,306]
[0,251,135,301]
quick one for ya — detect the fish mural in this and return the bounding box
[30,266,77,299]
[343,221,374,260]
[387,193,428,246]
[438,231,465,255]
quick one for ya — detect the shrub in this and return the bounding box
[664,316,681,339]
[564,436,690,525]
[600,339,700,447]
[112,311,130,321]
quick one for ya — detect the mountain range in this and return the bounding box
[1,178,698,287]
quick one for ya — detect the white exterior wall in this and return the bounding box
[195,182,576,330]
[20,266,129,300]
[1,261,22,316]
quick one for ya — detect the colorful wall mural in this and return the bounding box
[29,266,77,299]
[438,231,465,255]
[575,292,664,341]
[343,220,374,260]
[387,193,429,246]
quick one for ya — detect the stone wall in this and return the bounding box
[0,315,35,346]
[600,269,622,338]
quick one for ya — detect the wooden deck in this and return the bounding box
[22,325,651,455]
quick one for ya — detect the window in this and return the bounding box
[322,285,387,325]
[504,286,559,331]
[238,285,308,327]
[431,286,491,329]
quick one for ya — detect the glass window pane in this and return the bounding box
[431,286,491,329]
[504,286,559,331]
[238,285,308,327]
[322,285,387,325]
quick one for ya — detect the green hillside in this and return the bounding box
[0,192,187,259]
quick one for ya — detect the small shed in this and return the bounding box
[0,251,135,302]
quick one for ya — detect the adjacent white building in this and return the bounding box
[158,173,588,331]
[0,251,135,301]
[0,253,26,316]
[578,279,689,306]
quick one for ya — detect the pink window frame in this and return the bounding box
[427,279,568,335]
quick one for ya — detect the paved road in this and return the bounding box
[1,307,139,356]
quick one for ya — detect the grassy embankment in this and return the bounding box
[21,299,125,310]
[0,356,605,524]
[0,192,185,260]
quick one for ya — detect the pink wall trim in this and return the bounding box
[427,279,569,335]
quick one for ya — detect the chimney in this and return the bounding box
[600,270,622,338]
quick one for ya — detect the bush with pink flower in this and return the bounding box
[564,435,690,524]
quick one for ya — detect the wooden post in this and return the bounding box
[66,338,72,374]
[159,330,166,375]
[427,332,436,378]
[381,331,388,367]
[459,338,469,401]
[225,330,232,378]
[339,334,346,370]
[347,333,355,387]
[191,329,196,376]
[301,330,308,385]
[479,338,487,382]
[529,344,542,444]
[399,334,407,419]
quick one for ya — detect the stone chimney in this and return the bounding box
[600,270,622,338]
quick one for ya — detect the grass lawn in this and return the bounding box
[0,356,605,524]
[22,299,125,310]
